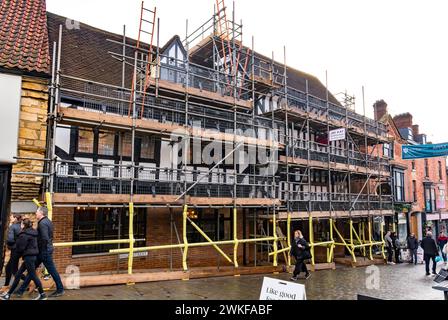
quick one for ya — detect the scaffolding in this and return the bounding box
[12,0,395,283]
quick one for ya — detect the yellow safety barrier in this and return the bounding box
[45,192,53,220]
[113,237,282,254]
[349,219,354,254]
[351,224,365,257]
[278,215,335,265]
[328,218,335,263]
[368,219,373,260]
[128,202,135,275]
[269,247,291,256]
[51,202,286,274]
[359,221,365,256]
[272,208,278,267]
[333,220,357,263]
[332,217,388,264]
[182,205,189,271]
[287,212,291,267]
[381,218,386,260]
[233,208,239,268]
[33,199,42,208]
[309,215,315,265]
[188,218,233,264]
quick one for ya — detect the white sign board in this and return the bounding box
[329,128,346,142]
[0,73,22,164]
[259,277,306,300]
[119,252,148,260]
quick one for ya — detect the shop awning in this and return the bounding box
[426,213,448,221]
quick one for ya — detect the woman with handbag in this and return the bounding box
[290,230,311,281]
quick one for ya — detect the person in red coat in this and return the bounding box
[437,231,448,264]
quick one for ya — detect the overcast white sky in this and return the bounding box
[46,0,448,143]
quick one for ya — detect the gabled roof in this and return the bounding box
[160,35,186,57]
[0,0,50,75]
[47,12,151,87]
[381,113,406,143]
[46,12,336,106]
[188,36,340,105]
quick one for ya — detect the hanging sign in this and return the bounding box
[329,128,346,142]
[259,277,307,300]
[402,143,448,160]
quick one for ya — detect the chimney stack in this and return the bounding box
[412,125,419,137]
[373,100,388,121]
[393,113,413,129]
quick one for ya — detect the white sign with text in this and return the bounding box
[259,277,306,300]
[329,128,346,142]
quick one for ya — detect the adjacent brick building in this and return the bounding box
[374,101,448,241]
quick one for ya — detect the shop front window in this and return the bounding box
[186,209,232,243]
[73,207,146,255]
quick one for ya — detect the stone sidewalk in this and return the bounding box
[1,262,445,300]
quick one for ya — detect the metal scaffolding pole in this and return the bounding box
[283,45,292,267]
[20,2,398,281]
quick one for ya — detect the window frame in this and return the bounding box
[73,127,159,164]
[72,207,147,256]
[394,170,405,202]
[412,180,417,203]
[186,209,233,244]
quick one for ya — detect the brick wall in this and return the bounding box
[11,76,48,201]
[393,113,413,130]
[409,157,448,212]
[379,114,448,212]
[52,207,251,274]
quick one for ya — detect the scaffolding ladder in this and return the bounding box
[128,1,157,118]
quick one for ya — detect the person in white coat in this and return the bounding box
[443,243,448,268]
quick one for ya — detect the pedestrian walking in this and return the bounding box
[385,231,395,265]
[407,233,419,265]
[290,230,311,281]
[443,243,448,269]
[0,219,46,300]
[1,214,22,292]
[421,231,439,277]
[16,207,64,297]
[392,232,402,264]
[437,231,448,264]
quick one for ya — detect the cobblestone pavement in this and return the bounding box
[1,262,446,300]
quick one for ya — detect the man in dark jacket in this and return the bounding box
[421,231,439,276]
[0,219,46,300]
[392,232,402,264]
[2,214,22,289]
[407,233,419,265]
[290,230,311,281]
[17,207,64,297]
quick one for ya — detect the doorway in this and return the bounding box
[0,166,11,269]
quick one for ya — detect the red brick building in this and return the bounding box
[374,101,448,241]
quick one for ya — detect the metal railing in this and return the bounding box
[54,160,278,199]
[287,138,390,172]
